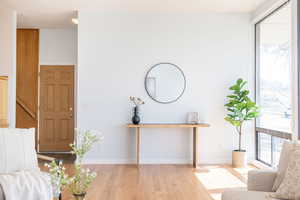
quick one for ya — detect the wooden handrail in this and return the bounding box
[16,97,37,120]
[37,154,56,162]
[0,76,8,81]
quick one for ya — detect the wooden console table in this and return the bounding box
[127,123,210,168]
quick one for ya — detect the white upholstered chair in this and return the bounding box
[222,141,298,200]
[222,170,278,200]
[0,128,61,200]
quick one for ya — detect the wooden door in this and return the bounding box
[0,77,8,127]
[16,29,39,130]
[39,66,74,152]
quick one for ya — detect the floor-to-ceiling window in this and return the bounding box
[255,1,292,167]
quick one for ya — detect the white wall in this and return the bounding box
[77,12,254,164]
[0,6,17,127]
[40,29,77,65]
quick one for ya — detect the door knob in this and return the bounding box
[69,107,73,118]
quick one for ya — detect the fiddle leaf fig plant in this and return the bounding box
[225,79,260,151]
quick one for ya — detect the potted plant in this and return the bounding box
[225,79,259,168]
[46,129,102,200]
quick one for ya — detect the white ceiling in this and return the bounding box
[2,0,267,28]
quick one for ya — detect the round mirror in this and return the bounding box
[145,63,186,104]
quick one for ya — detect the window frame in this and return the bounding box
[298,0,300,140]
[254,1,293,167]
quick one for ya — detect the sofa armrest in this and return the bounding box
[37,154,56,162]
[247,170,277,192]
[37,154,63,166]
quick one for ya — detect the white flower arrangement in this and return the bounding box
[45,129,102,196]
[45,161,70,197]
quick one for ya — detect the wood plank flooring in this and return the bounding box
[40,164,255,200]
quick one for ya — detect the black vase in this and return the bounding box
[132,106,140,125]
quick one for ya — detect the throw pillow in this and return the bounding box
[271,150,300,200]
[0,128,39,173]
[272,141,300,191]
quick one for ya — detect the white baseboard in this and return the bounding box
[82,157,231,165]
[82,159,136,164]
[139,158,193,164]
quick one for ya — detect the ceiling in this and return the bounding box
[2,0,267,28]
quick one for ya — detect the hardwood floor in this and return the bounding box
[40,164,255,200]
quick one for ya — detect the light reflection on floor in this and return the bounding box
[210,193,222,200]
[194,165,255,200]
[232,166,255,180]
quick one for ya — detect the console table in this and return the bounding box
[127,123,210,168]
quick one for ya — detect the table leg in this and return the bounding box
[193,127,199,168]
[136,127,140,167]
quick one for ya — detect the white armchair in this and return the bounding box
[0,128,61,200]
[222,169,278,200]
[247,170,277,192]
[222,140,300,200]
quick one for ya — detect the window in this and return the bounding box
[255,2,292,167]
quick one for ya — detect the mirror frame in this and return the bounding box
[144,62,186,104]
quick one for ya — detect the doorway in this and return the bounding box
[16,29,39,130]
[39,65,75,152]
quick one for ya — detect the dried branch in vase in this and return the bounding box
[129,96,145,106]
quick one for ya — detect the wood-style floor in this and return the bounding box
[40,164,255,200]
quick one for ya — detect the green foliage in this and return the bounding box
[68,164,97,195]
[45,160,69,197]
[68,129,100,195]
[225,79,260,151]
[46,129,102,196]
[70,130,99,163]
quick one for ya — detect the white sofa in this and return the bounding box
[0,186,4,200]
[0,128,61,200]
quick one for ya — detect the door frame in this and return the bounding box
[0,76,8,127]
[38,65,76,153]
